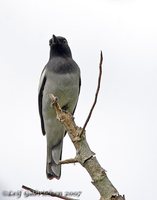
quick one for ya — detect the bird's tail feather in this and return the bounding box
[46,140,63,180]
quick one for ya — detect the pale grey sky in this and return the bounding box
[0,0,157,199]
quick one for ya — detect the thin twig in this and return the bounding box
[81,51,103,134]
[22,185,79,200]
[59,158,78,165]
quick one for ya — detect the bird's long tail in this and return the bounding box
[46,140,63,179]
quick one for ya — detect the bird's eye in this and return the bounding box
[63,39,67,44]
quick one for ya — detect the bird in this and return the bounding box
[38,35,81,180]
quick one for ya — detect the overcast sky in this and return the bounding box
[0,0,157,199]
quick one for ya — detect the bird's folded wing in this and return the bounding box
[38,68,47,135]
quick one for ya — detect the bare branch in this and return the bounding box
[81,51,103,134]
[22,185,79,200]
[49,95,123,200]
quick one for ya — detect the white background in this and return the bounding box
[0,0,157,199]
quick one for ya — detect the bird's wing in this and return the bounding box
[38,68,47,135]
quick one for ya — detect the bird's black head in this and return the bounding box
[49,35,72,58]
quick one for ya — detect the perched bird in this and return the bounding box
[38,35,81,179]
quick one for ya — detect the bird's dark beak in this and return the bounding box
[53,34,58,44]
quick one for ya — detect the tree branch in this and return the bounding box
[59,158,78,165]
[81,51,103,134]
